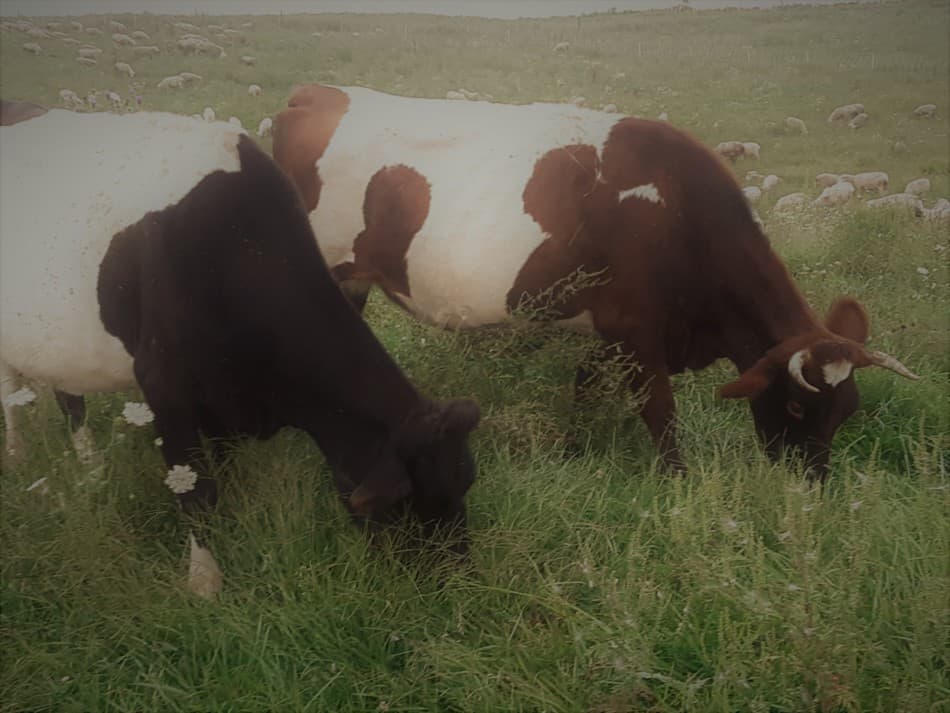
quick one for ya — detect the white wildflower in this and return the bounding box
[787,583,801,591]
[2,386,37,407]
[722,518,738,531]
[154,437,164,446]
[916,266,930,277]
[122,401,154,426]
[164,464,198,494]
[26,477,49,494]
[850,500,863,511]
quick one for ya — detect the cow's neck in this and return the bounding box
[716,230,822,372]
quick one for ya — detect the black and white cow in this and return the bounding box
[0,103,480,598]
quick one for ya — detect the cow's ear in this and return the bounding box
[348,457,412,518]
[718,356,777,400]
[825,297,869,344]
[435,399,481,436]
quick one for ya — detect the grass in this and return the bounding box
[1,1,949,711]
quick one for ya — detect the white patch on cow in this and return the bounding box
[0,110,244,396]
[557,309,596,334]
[822,360,853,387]
[188,532,223,600]
[311,86,620,328]
[618,183,664,205]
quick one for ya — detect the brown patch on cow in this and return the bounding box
[0,99,48,126]
[334,164,431,298]
[507,144,609,318]
[272,84,350,213]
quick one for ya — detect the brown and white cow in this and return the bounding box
[273,84,919,479]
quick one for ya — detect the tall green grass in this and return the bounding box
[2,1,948,710]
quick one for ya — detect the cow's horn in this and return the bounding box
[788,349,820,393]
[864,350,920,380]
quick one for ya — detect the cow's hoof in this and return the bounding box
[188,533,223,600]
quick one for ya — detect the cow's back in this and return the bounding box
[0,110,244,394]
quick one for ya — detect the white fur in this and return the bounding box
[822,360,853,387]
[310,86,620,328]
[0,110,244,399]
[619,183,664,205]
[188,533,223,599]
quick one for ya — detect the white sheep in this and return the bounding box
[240,55,257,65]
[745,170,764,184]
[553,41,570,54]
[840,172,888,194]
[741,142,760,160]
[22,42,42,55]
[77,46,101,58]
[814,181,855,207]
[256,117,273,138]
[602,103,618,113]
[70,21,83,32]
[106,91,122,110]
[742,186,762,204]
[904,178,930,196]
[130,30,150,41]
[173,22,200,32]
[157,75,185,89]
[761,174,780,192]
[59,89,84,109]
[248,84,262,97]
[815,173,841,188]
[445,91,465,100]
[132,45,160,56]
[114,62,135,78]
[773,192,808,213]
[228,116,242,129]
[86,27,104,35]
[202,107,216,122]
[26,27,51,39]
[865,193,924,215]
[179,72,203,84]
[76,56,97,67]
[848,112,869,130]
[112,32,136,46]
[570,96,587,108]
[86,91,99,110]
[714,141,745,162]
[912,103,937,118]
[657,111,669,122]
[785,116,808,135]
[109,20,127,32]
[827,103,864,123]
[930,198,949,211]
[61,38,81,45]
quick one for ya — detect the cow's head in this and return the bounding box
[340,399,481,552]
[719,298,918,480]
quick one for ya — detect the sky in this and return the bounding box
[0,0,879,19]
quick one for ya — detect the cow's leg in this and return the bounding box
[339,278,373,315]
[54,390,95,464]
[633,367,685,474]
[1,361,25,465]
[137,365,222,599]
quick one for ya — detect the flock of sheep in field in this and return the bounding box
[5,13,948,224]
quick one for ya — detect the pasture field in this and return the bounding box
[1,2,948,711]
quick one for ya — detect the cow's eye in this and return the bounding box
[786,400,805,420]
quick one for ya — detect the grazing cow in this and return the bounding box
[272,84,920,480]
[0,103,480,598]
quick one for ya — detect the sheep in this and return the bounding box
[59,89,84,109]
[202,107,216,122]
[157,75,185,89]
[742,186,762,204]
[86,91,99,110]
[827,103,864,123]
[714,141,745,162]
[904,178,930,196]
[77,47,101,58]
[132,45,161,56]
[923,205,950,223]
[62,38,81,45]
[195,40,226,57]
[745,170,764,184]
[177,37,202,53]
[248,84,262,97]
[657,111,669,122]
[785,116,808,135]
[446,90,465,100]
[22,42,42,55]
[86,27,104,35]
[114,62,135,78]
[865,193,924,215]
[179,72,203,84]
[912,103,937,118]
[26,27,51,39]
[741,142,760,160]
[112,32,136,46]
[848,112,869,130]
[813,181,855,207]
[815,173,841,188]
[569,96,587,108]
[109,20,127,32]
[70,21,83,32]
[256,117,273,138]
[106,91,122,110]
[930,198,949,211]
[840,172,888,194]
[76,56,97,67]
[173,22,200,32]
[46,21,64,30]
[761,174,781,192]
[228,116,242,129]
[240,55,257,65]
[130,30,150,41]
[773,192,808,213]
[49,31,69,39]
[602,103,618,113]
[553,41,570,53]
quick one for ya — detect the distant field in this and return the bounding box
[1,2,948,712]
